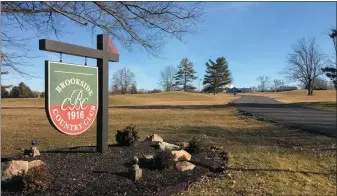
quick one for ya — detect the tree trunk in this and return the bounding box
[307,81,313,96]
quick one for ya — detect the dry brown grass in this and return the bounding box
[1,92,335,195]
[244,90,336,111]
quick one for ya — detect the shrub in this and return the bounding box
[188,137,210,154]
[115,124,140,146]
[153,150,175,170]
[23,165,51,193]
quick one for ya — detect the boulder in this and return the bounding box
[171,150,191,161]
[142,154,154,162]
[158,142,180,151]
[176,161,195,171]
[2,160,29,181]
[176,142,189,149]
[30,146,40,157]
[145,134,163,142]
[28,160,45,170]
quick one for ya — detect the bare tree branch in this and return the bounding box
[1,1,205,76]
[282,38,326,95]
[159,65,176,91]
[256,76,270,92]
[111,68,136,94]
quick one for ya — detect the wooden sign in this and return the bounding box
[40,35,119,153]
[46,61,98,135]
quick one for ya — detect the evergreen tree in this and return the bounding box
[9,82,34,98]
[203,57,232,95]
[322,67,336,89]
[1,86,9,98]
[1,71,13,98]
[174,58,197,91]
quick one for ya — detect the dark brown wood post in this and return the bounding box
[97,34,109,153]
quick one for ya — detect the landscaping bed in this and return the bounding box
[2,140,227,196]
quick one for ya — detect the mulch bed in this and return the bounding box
[1,141,227,196]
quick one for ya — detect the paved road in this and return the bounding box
[233,95,337,137]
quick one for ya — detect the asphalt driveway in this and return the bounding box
[233,95,337,137]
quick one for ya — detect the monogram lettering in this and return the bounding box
[61,90,89,111]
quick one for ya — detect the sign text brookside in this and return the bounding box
[46,61,98,135]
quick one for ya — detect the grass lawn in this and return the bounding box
[1,92,336,195]
[244,90,336,111]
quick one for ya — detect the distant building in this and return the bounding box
[224,87,242,93]
[239,88,253,93]
[279,86,298,91]
[222,87,253,93]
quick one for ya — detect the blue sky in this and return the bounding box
[2,2,336,91]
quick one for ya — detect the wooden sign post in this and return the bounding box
[39,34,119,153]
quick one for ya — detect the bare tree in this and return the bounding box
[111,84,120,94]
[283,38,325,95]
[272,79,285,92]
[257,76,270,92]
[111,68,135,94]
[1,2,204,75]
[313,77,328,90]
[159,65,176,91]
[250,86,258,92]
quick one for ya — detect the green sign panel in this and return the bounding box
[46,61,98,135]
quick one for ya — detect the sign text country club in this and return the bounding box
[46,61,98,135]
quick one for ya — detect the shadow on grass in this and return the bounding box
[233,102,336,112]
[175,125,335,150]
[227,167,335,176]
[2,104,233,110]
[188,161,335,176]
[164,125,336,177]
[110,104,232,110]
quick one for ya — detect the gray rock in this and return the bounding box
[171,150,191,161]
[28,160,45,169]
[145,134,163,142]
[31,146,40,157]
[158,142,180,151]
[143,154,154,160]
[2,160,29,181]
[176,161,195,171]
[176,142,189,149]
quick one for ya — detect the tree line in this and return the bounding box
[1,82,44,98]
[159,57,232,95]
[253,76,333,93]
[111,56,233,95]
